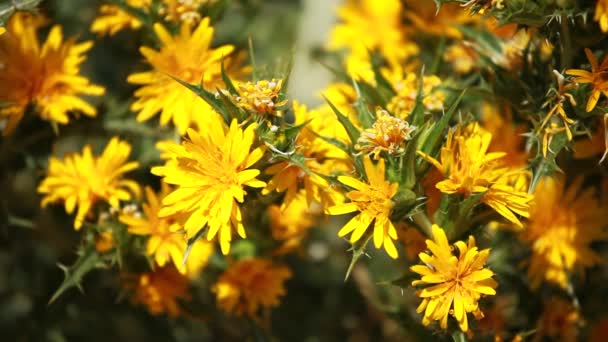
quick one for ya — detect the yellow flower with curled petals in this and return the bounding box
[566,48,608,112]
[0,12,105,135]
[212,258,291,317]
[152,119,266,255]
[128,18,246,134]
[411,225,497,332]
[418,124,533,228]
[38,138,140,230]
[327,157,399,259]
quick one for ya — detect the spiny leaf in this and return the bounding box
[169,75,230,124]
[221,58,240,96]
[417,90,466,162]
[352,80,377,128]
[49,247,104,304]
[344,229,373,281]
[323,96,360,144]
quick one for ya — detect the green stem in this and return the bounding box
[412,211,433,238]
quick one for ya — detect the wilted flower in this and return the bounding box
[128,265,191,317]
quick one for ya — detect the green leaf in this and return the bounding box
[221,59,240,96]
[169,75,230,124]
[323,96,360,144]
[48,247,104,304]
[0,0,42,23]
[352,81,377,128]
[452,331,468,342]
[417,90,466,169]
[408,67,426,128]
[344,229,373,281]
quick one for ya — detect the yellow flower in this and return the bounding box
[212,258,292,317]
[269,191,318,254]
[129,265,191,317]
[262,102,347,211]
[404,1,478,39]
[152,119,266,255]
[596,0,608,32]
[233,79,288,116]
[355,109,416,158]
[120,186,212,275]
[535,298,579,342]
[444,43,477,74]
[327,157,399,259]
[0,12,105,135]
[0,27,5,35]
[521,176,607,289]
[566,48,608,112]
[95,231,115,253]
[385,67,445,118]
[38,138,140,230]
[411,225,497,332]
[90,0,150,36]
[328,0,418,68]
[127,19,245,134]
[160,0,214,24]
[481,103,529,169]
[418,124,533,228]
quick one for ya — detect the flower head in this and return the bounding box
[269,191,318,254]
[128,19,245,133]
[385,69,445,118]
[262,102,347,211]
[327,157,399,258]
[521,176,608,289]
[355,109,416,159]
[120,186,213,274]
[38,138,140,230]
[595,0,608,32]
[91,0,150,36]
[329,0,418,69]
[128,265,191,317]
[566,48,608,112]
[152,119,266,255]
[212,258,292,317]
[233,79,288,116]
[0,12,105,134]
[411,225,497,332]
[418,124,533,228]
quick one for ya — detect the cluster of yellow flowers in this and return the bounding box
[3,0,608,339]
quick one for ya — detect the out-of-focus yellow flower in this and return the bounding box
[38,138,140,230]
[329,0,418,69]
[566,48,608,112]
[411,225,497,332]
[482,103,529,169]
[269,191,318,254]
[521,176,607,289]
[355,109,416,159]
[128,19,245,134]
[0,12,105,135]
[0,27,5,35]
[233,79,288,116]
[152,119,266,255]
[160,0,212,23]
[212,258,291,317]
[397,225,427,261]
[384,67,445,118]
[404,1,478,39]
[95,231,115,253]
[91,0,150,36]
[129,265,191,317]
[120,186,212,275]
[573,115,608,162]
[596,0,608,32]
[327,157,399,259]
[263,102,347,211]
[445,43,477,74]
[535,298,579,342]
[418,124,533,228]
